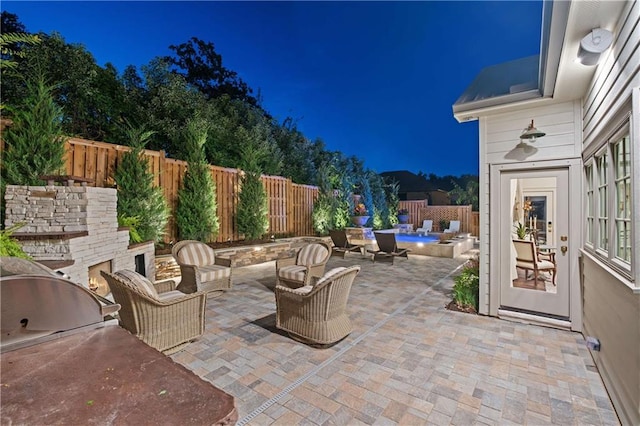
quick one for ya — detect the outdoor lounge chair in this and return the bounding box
[512,239,556,285]
[416,220,433,234]
[275,265,361,346]
[367,232,410,264]
[444,220,461,233]
[329,229,362,258]
[101,269,207,354]
[172,240,232,296]
[276,241,331,288]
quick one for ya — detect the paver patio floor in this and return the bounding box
[171,252,619,425]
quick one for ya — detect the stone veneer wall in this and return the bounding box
[4,185,155,286]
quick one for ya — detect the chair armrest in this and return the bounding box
[154,279,177,294]
[154,290,207,306]
[215,257,232,268]
[537,251,555,263]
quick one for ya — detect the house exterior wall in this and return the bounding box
[579,2,640,424]
[478,101,582,315]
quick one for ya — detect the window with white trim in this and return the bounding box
[584,163,594,246]
[595,152,608,252]
[613,135,631,263]
[585,124,633,274]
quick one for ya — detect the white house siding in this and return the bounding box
[478,101,582,315]
[580,2,640,424]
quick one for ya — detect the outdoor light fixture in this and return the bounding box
[577,28,613,66]
[519,120,546,142]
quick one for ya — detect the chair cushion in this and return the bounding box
[199,264,231,283]
[177,242,216,266]
[297,243,328,266]
[537,260,555,270]
[157,290,187,302]
[314,267,347,288]
[114,269,158,298]
[279,265,307,283]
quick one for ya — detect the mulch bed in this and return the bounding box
[445,300,478,315]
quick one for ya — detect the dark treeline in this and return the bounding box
[2,12,344,186]
[1,11,477,208]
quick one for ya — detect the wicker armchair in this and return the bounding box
[275,265,361,346]
[171,240,232,296]
[101,270,206,354]
[276,241,331,288]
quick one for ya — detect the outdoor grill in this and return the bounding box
[1,258,237,425]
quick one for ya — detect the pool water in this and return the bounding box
[394,233,439,243]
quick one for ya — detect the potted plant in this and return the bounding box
[397,208,409,224]
[351,203,370,227]
[514,222,529,240]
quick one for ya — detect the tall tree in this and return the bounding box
[236,135,269,241]
[176,116,219,242]
[165,37,259,106]
[113,124,169,243]
[2,75,66,185]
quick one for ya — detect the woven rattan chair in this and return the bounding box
[275,265,361,346]
[172,240,232,296]
[276,241,331,288]
[101,269,206,354]
[367,232,410,264]
[329,229,362,258]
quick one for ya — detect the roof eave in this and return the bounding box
[452,0,570,124]
[453,89,542,123]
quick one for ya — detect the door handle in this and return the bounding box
[561,246,567,254]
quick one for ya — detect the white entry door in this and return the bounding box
[499,168,570,319]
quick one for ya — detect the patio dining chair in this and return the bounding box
[276,241,331,288]
[416,220,433,234]
[172,240,232,296]
[367,232,410,264]
[329,229,362,258]
[101,269,207,354]
[512,239,556,285]
[275,265,361,346]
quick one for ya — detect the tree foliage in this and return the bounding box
[165,37,258,106]
[113,124,169,243]
[449,178,479,211]
[236,135,269,240]
[2,75,66,186]
[176,117,220,242]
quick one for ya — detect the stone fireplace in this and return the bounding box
[4,184,155,293]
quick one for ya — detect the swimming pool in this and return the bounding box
[394,233,439,243]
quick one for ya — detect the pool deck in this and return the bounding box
[170,252,619,425]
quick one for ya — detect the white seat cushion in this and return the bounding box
[314,267,347,288]
[157,290,187,302]
[199,264,231,283]
[279,265,307,283]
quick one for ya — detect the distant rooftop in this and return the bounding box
[453,55,541,117]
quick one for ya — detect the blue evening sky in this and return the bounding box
[4,1,542,177]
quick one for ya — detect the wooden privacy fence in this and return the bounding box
[397,200,428,229]
[61,137,318,243]
[408,203,476,234]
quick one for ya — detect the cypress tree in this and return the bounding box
[2,76,66,186]
[176,117,219,242]
[114,125,169,243]
[236,129,269,240]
